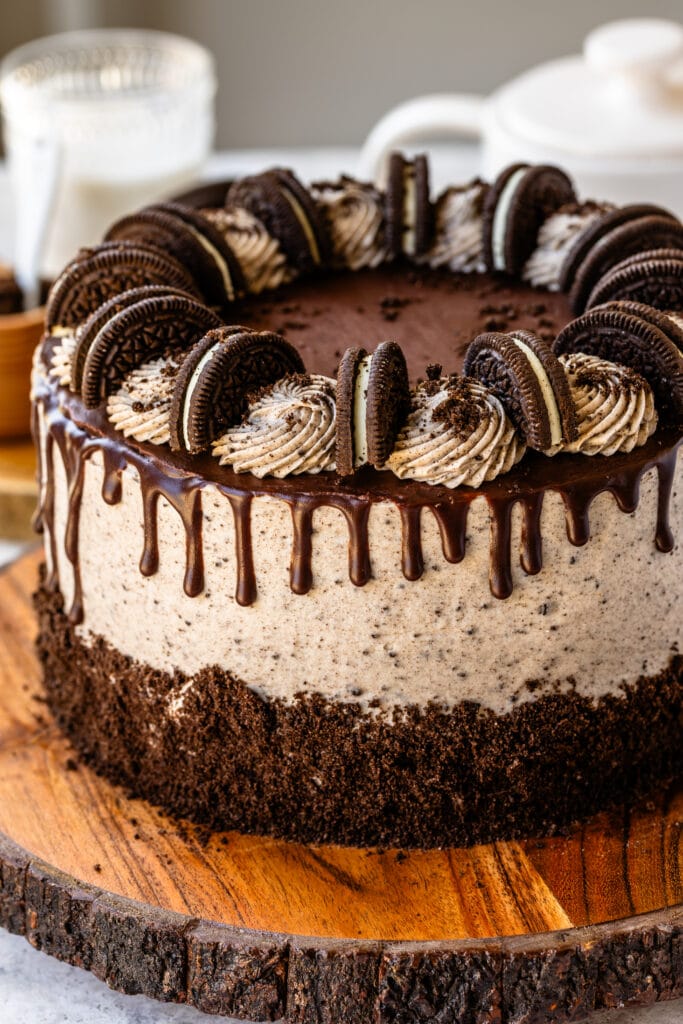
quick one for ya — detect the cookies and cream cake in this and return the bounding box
[32,156,683,848]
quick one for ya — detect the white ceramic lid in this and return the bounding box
[494,18,683,159]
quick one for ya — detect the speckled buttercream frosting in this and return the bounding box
[32,155,683,847]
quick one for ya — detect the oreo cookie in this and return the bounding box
[169,326,305,453]
[227,168,332,274]
[105,203,244,307]
[385,152,433,259]
[553,307,683,417]
[558,204,676,294]
[597,299,683,354]
[335,341,410,475]
[585,249,683,312]
[566,214,683,314]
[482,163,576,275]
[170,178,233,209]
[71,284,196,394]
[81,294,221,408]
[45,243,198,332]
[464,330,578,450]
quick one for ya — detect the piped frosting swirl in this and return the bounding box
[552,352,658,456]
[523,202,613,290]
[213,373,336,477]
[202,206,294,294]
[387,375,526,488]
[48,330,77,388]
[311,177,388,270]
[423,181,487,273]
[107,354,182,445]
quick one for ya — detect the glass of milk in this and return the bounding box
[0,29,216,302]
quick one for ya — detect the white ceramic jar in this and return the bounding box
[359,19,683,215]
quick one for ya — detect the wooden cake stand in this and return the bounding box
[0,550,681,1023]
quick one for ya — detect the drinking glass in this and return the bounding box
[0,29,216,301]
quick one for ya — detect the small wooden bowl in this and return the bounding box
[0,306,45,439]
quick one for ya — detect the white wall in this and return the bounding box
[2,0,682,147]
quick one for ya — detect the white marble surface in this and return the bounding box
[0,539,26,564]
[1,145,681,1023]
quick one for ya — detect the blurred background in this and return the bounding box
[2,0,683,148]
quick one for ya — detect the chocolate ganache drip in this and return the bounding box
[33,351,680,617]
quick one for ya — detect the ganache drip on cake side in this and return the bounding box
[32,359,680,624]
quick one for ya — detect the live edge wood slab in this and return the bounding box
[0,551,681,1023]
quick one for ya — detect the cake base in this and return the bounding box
[34,571,683,850]
[1,552,682,1022]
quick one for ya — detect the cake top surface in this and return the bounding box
[40,155,682,491]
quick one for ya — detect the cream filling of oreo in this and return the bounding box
[185,224,235,301]
[353,354,372,467]
[280,185,321,265]
[402,169,417,256]
[510,335,563,447]
[181,343,220,450]
[491,167,527,272]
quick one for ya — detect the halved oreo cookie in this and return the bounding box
[169,326,306,453]
[585,249,683,312]
[335,341,410,475]
[81,295,221,408]
[170,178,233,209]
[482,163,576,275]
[464,330,578,450]
[105,203,244,308]
[567,215,683,314]
[154,203,245,303]
[593,300,683,355]
[553,307,683,417]
[227,168,332,274]
[45,244,198,332]
[557,204,676,294]
[385,152,433,259]
[71,284,197,394]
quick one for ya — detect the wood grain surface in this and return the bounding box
[0,550,681,1023]
[0,441,36,539]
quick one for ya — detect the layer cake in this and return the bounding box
[32,158,683,847]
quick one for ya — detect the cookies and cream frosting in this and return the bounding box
[552,352,658,456]
[311,178,388,270]
[523,203,613,290]
[424,182,486,273]
[667,311,683,335]
[213,373,336,477]
[106,355,182,446]
[203,206,294,294]
[387,375,525,488]
[48,330,77,388]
